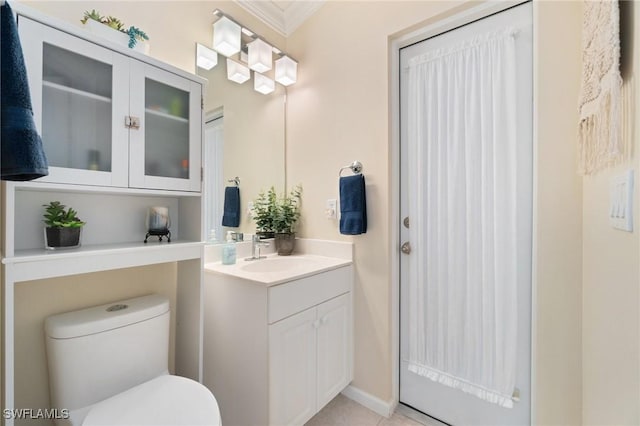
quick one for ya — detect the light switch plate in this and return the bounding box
[325,199,337,219]
[247,201,254,217]
[610,169,634,232]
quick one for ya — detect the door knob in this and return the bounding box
[401,242,411,255]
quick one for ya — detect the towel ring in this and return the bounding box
[339,161,363,177]
[227,177,240,187]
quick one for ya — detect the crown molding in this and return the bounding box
[234,0,324,37]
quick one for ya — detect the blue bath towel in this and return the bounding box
[1,2,49,181]
[222,186,240,227]
[340,174,367,235]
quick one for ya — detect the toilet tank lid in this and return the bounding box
[45,294,170,339]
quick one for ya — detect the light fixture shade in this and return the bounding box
[227,59,250,84]
[248,38,273,73]
[254,73,275,95]
[213,16,241,57]
[275,55,297,86]
[196,43,218,70]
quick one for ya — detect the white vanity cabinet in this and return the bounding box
[270,292,352,426]
[20,16,202,192]
[204,264,353,426]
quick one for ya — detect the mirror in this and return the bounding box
[198,59,286,239]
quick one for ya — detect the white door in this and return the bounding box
[129,60,202,192]
[399,3,533,425]
[316,293,352,410]
[19,17,130,187]
[269,307,317,426]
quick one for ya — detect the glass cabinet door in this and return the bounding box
[129,61,202,192]
[19,17,129,187]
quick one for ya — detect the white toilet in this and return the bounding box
[45,294,221,426]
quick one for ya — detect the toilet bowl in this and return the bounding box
[45,294,221,426]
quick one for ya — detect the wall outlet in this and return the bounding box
[247,201,254,217]
[610,169,634,232]
[325,199,337,219]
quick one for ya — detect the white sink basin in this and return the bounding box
[240,256,319,273]
[205,254,352,286]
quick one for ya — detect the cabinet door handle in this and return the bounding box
[125,116,141,130]
[129,116,140,130]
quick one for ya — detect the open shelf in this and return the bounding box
[3,240,204,282]
[43,80,112,103]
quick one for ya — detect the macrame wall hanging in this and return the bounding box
[578,0,624,175]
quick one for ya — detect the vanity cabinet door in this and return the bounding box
[19,17,130,187]
[269,307,317,426]
[129,60,202,192]
[316,293,352,410]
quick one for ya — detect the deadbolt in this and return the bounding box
[403,216,410,228]
[401,241,411,254]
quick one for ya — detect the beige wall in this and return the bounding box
[287,0,584,423]
[582,1,640,425]
[534,1,584,424]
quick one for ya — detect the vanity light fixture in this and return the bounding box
[207,9,299,93]
[275,55,297,86]
[226,58,250,84]
[212,16,241,57]
[254,73,275,95]
[248,38,273,73]
[196,43,218,70]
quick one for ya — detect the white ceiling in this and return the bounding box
[234,0,325,36]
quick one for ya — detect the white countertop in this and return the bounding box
[204,253,352,286]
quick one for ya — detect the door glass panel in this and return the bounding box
[42,43,112,172]
[144,78,190,179]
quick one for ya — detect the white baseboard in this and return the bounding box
[341,385,397,418]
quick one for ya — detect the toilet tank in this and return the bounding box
[45,294,170,411]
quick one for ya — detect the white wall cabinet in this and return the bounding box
[204,266,353,426]
[2,7,207,425]
[20,16,202,192]
[270,293,352,426]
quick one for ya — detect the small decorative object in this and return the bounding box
[252,185,302,256]
[144,206,171,243]
[81,10,150,53]
[42,201,85,250]
[88,149,100,171]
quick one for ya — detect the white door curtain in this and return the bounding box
[406,27,519,409]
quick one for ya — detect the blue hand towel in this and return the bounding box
[1,2,49,181]
[222,186,240,227]
[340,174,367,235]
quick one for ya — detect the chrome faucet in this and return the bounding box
[245,235,269,261]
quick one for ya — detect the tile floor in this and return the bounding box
[305,394,444,426]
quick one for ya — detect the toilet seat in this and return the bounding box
[81,375,221,426]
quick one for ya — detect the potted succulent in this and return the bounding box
[81,10,149,53]
[43,201,86,250]
[252,187,277,239]
[272,185,302,256]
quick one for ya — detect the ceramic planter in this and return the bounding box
[275,233,295,256]
[45,227,82,250]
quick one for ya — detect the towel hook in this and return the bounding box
[339,161,363,177]
[227,176,240,187]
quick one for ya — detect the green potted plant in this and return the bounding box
[81,10,149,53]
[43,201,86,250]
[252,187,277,239]
[272,185,302,256]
